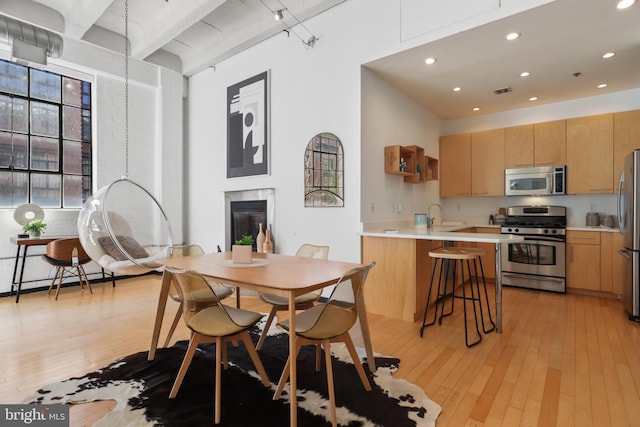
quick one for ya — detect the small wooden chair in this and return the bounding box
[42,238,93,300]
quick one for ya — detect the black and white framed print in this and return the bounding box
[226,71,270,178]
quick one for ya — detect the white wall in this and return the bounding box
[360,68,442,223]
[186,0,551,261]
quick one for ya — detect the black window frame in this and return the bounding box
[0,58,92,209]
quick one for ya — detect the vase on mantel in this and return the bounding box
[256,223,265,253]
[263,228,273,254]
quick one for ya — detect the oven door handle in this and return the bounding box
[502,273,565,283]
[516,236,565,243]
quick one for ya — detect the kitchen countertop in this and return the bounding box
[359,224,524,243]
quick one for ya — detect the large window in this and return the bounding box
[0,59,92,208]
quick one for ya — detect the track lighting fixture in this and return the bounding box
[261,1,319,49]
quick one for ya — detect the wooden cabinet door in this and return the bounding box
[471,128,505,196]
[566,113,614,194]
[600,232,613,293]
[614,110,640,192]
[611,232,625,296]
[534,120,566,166]
[505,125,534,168]
[566,231,601,291]
[439,133,471,197]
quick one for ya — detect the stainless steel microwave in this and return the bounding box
[505,166,566,196]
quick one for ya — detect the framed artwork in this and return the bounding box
[226,70,270,178]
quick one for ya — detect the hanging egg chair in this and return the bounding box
[77,178,173,275]
[77,0,173,276]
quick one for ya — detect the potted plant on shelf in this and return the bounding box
[232,234,254,264]
[23,219,47,237]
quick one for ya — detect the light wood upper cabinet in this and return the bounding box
[534,120,566,166]
[614,110,640,191]
[566,113,614,194]
[505,121,566,169]
[439,133,471,197]
[505,125,534,168]
[471,128,505,196]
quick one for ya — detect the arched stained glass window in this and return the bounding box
[304,132,344,207]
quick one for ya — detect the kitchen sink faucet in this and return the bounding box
[427,203,441,227]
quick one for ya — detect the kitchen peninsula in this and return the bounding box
[360,224,524,332]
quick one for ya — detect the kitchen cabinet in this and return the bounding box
[610,232,625,296]
[566,113,614,194]
[505,121,566,169]
[534,120,566,166]
[439,133,471,197]
[613,109,640,191]
[566,231,601,291]
[471,128,505,196]
[361,236,442,322]
[600,232,614,293]
[505,125,534,168]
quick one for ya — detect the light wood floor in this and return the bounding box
[2,275,640,427]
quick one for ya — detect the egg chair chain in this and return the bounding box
[124,0,129,178]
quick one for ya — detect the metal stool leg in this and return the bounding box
[473,257,495,333]
[461,259,482,348]
[420,258,443,336]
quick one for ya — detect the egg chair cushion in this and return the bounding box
[98,235,150,261]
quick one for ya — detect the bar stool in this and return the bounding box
[419,247,483,347]
[458,246,496,334]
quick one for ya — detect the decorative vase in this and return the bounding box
[29,231,41,238]
[232,245,253,264]
[262,229,273,254]
[256,223,265,253]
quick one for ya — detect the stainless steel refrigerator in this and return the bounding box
[618,149,640,322]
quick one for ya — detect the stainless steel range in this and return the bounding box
[500,205,567,293]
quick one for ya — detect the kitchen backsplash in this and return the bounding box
[440,193,617,227]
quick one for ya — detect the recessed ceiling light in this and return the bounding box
[472,107,480,111]
[505,32,520,41]
[617,0,636,10]
[529,97,538,101]
[520,71,531,77]
[602,52,616,59]
[598,83,608,89]
[453,87,461,92]
[424,57,437,65]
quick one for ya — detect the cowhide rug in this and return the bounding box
[25,319,441,426]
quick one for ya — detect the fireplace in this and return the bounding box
[225,188,275,251]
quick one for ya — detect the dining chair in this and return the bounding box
[273,261,376,427]
[255,243,330,350]
[42,237,93,300]
[162,245,234,347]
[165,267,271,424]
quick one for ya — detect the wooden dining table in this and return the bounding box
[149,251,374,427]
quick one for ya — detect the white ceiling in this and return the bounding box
[2,0,640,120]
[366,0,640,119]
[2,0,344,76]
